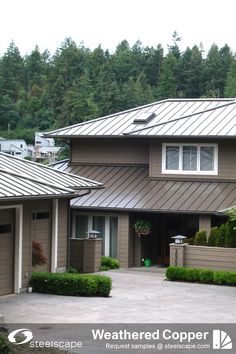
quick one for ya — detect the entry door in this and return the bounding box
[0,209,14,295]
[32,211,51,272]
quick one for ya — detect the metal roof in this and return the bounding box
[46,99,236,138]
[0,153,102,200]
[53,161,236,213]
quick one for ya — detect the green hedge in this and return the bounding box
[30,272,112,297]
[166,266,236,286]
[101,256,120,270]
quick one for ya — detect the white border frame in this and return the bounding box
[162,143,218,175]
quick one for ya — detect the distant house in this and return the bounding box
[0,152,102,296]
[0,138,29,158]
[35,132,61,163]
[46,98,236,268]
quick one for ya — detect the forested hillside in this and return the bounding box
[0,33,236,143]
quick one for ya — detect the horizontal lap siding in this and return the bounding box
[71,138,149,165]
[70,239,83,270]
[0,209,13,295]
[118,214,129,268]
[184,245,236,271]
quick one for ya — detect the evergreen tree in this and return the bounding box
[224,59,236,97]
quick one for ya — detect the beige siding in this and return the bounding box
[22,200,51,288]
[118,213,129,268]
[170,244,236,271]
[71,138,149,165]
[0,209,14,295]
[185,245,236,271]
[70,239,83,271]
[150,140,236,180]
[57,199,68,268]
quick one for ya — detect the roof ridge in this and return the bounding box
[45,100,167,136]
[45,98,236,137]
[124,100,236,135]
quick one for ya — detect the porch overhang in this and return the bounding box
[52,162,236,214]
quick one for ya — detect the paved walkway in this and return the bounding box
[1,267,236,323]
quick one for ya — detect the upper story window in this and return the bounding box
[162,143,218,175]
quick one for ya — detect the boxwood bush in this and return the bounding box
[101,256,120,270]
[199,269,214,283]
[30,272,112,297]
[166,266,236,286]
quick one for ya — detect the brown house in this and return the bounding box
[47,98,236,268]
[0,152,102,296]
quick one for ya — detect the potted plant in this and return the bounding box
[133,219,151,237]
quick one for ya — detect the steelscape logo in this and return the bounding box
[8,328,33,345]
[213,330,232,350]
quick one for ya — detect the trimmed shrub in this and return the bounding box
[0,334,11,354]
[91,275,112,297]
[213,271,228,285]
[225,272,236,285]
[101,256,120,270]
[199,269,214,283]
[194,230,207,246]
[166,266,200,282]
[30,272,112,297]
[166,266,236,287]
[166,266,179,281]
[185,268,201,282]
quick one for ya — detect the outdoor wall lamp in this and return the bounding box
[171,235,187,244]
[87,230,101,239]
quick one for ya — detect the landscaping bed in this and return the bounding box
[166,266,236,286]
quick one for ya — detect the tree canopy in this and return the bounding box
[0,36,235,143]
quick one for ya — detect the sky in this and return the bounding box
[1,0,236,56]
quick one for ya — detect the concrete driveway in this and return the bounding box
[1,267,236,323]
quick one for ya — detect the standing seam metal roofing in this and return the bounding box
[52,161,236,213]
[0,152,102,190]
[0,153,103,200]
[45,99,236,138]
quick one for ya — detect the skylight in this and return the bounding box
[133,111,155,123]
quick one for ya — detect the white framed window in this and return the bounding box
[162,143,218,175]
[71,212,118,258]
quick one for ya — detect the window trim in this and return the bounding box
[162,143,218,175]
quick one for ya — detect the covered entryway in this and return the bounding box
[0,209,14,296]
[130,213,200,267]
[32,211,51,272]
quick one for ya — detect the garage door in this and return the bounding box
[0,209,14,296]
[32,211,51,272]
